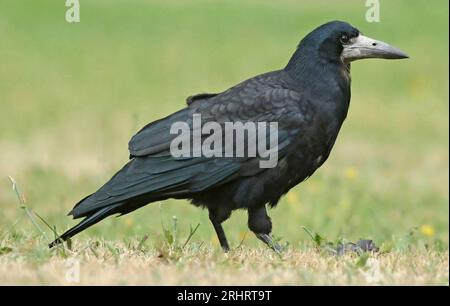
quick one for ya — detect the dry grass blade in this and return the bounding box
[182,223,200,249]
[7,176,48,240]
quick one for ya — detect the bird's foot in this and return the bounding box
[221,242,230,253]
[256,233,283,254]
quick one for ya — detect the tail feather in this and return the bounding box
[50,150,241,248]
[49,204,121,248]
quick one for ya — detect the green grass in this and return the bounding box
[0,0,448,285]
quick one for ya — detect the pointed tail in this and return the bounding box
[48,204,121,248]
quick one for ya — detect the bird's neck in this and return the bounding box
[285,48,351,99]
[286,47,348,80]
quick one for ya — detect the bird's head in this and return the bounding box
[297,20,409,63]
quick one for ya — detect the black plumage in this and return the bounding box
[50,21,407,251]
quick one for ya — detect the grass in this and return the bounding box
[0,178,447,285]
[0,233,448,285]
[0,0,448,285]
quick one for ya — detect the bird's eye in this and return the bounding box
[340,34,349,44]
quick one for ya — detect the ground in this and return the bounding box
[0,236,448,285]
[0,0,448,285]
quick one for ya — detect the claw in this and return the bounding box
[256,233,283,254]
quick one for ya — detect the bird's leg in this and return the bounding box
[248,206,282,253]
[209,208,231,252]
[210,219,229,252]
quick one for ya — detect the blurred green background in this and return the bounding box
[0,0,448,249]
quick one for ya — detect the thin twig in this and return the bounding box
[34,211,57,234]
[137,234,149,252]
[8,176,48,239]
[301,226,315,242]
[237,231,248,249]
[34,211,68,253]
[182,223,200,249]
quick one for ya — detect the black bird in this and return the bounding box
[50,21,407,252]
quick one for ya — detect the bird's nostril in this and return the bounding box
[372,42,377,46]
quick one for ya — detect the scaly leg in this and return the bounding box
[248,206,282,253]
[209,208,230,252]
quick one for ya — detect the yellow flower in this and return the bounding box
[211,235,219,245]
[238,231,247,241]
[420,224,435,237]
[286,192,299,205]
[124,218,134,228]
[344,166,359,180]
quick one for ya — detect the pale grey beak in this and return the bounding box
[342,34,409,62]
